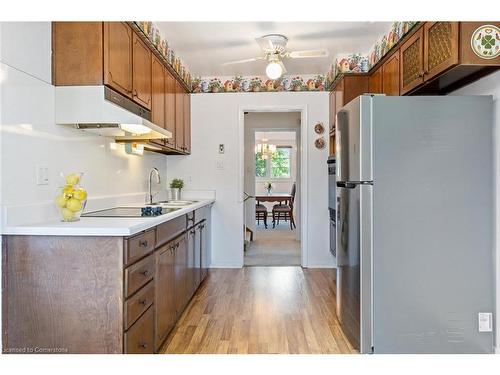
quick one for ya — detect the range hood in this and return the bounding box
[55,86,172,141]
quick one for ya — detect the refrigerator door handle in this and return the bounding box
[337,181,373,189]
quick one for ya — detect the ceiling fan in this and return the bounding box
[221,34,329,79]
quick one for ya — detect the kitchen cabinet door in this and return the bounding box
[175,82,185,152]
[199,221,208,282]
[194,224,202,288]
[165,70,176,149]
[368,66,383,94]
[174,235,188,315]
[382,50,400,96]
[151,55,165,128]
[132,33,152,110]
[400,27,424,94]
[186,228,196,298]
[183,92,191,154]
[154,243,176,351]
[103,22,133,98]
[423,22,459,81]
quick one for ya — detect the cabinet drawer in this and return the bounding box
[124,306,154,354]
[124,229,155,266]
[156,215,186,247]
[124,254,154,297]
[124,280,154,330]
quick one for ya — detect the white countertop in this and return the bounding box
[2,199,215,237]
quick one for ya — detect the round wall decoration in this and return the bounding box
[470,24,500,59]
[314,122,325,135]
[314,137,326,150]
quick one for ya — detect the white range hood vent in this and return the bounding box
[55,86,172,141]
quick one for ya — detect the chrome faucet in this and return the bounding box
[148,167,161,205]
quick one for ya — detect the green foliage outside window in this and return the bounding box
[255,147,291,178]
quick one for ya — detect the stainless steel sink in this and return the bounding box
[151,200,198,207]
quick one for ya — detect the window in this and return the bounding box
[255,146,291,179]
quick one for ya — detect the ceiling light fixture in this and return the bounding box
[265,61,283,80]
[255,138,277,159]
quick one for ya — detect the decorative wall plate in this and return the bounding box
[315,137,326,150]
[314,122,325,135]
[471,24,500,59]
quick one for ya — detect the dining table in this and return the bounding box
[255,192,292,205]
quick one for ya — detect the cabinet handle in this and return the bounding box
[138,342,148,349]
[139,299,148,306]
[139,240,148,247]
[141,270,150,277]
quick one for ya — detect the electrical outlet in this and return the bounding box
[36,165,49,185]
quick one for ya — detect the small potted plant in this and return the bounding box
[170,178,184,201]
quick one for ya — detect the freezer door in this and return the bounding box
[371,96,494,353]
[336,95,372,183]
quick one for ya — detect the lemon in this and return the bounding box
[61,207,75,221]
[55,195,68,208]
[63,185,75,197]
[73,188,87,201]
[65,173,80,185]
[66,198,83,212]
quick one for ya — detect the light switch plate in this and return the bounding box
[219,144,225,154]
[36,165,49,185]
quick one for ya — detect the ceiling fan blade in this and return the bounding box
[287,49,329,59]
[221,56,264,66]
[255,36,275,51]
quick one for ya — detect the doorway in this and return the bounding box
[243,112,301,266]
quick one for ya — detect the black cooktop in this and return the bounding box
[81,206,179,218]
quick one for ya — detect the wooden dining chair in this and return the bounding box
[255,203,268,229]
[272,182,296,230]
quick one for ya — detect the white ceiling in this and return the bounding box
[155,22,392,76]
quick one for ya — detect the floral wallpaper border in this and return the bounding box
[191,74,326,93]
[135,20,418,93]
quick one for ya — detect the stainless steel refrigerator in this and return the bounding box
[335,94,494,354]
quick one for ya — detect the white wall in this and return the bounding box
[0,22,168,227]
[450,70,500,352]
[167,92,333,268]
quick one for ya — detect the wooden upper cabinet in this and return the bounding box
[175,82,185,152]
[328,91,336,131]
[164,70,176,149]
[151,55,165,128]
[368,66,383,93]
[52,22,104,86]
[400,27,424,94]
[382,50,400,96]
[183,93,191,154]
[103,22,133,98]
[423,22,459,81]
[132,33,152,110]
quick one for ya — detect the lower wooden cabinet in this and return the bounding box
[154,242,176,351]
[2,205,212,354]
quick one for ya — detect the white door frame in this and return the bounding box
[237,105,308,267]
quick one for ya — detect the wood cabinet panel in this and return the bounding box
[424,22,459,81]
[328,91,336,132]
[104,22,133,97]
[154,243,176,351]
[124,306,154,354]
[382,50,400,96]
[184,92,191,154]
[165,70,177,148]
[132,33,152,110]
[124,229,155,266]
[124,255,155,297]
[186,228,197,298]
[174,235,188,315]
[124,280,154,330]
[199,221,208,282]
[400,27,424,94]
[151,55,165,128]
[52,22,103,85]
[368,66,383,93]
[175,82,185,152]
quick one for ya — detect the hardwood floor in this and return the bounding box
[161,267,357,354]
